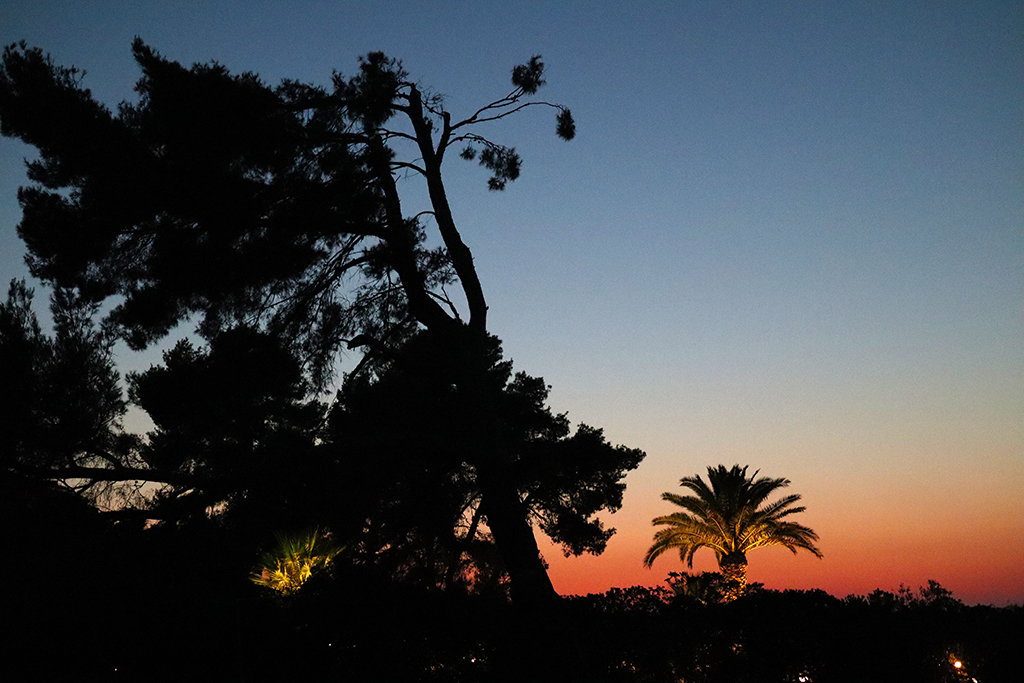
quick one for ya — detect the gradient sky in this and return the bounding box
[1,1,1020,606]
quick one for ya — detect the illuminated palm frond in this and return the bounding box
[250,529,344,595]
[644,465,821,601]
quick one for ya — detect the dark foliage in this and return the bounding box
[0,40,416,381]
[6,512,1016,683]
[0,41,640,624]
[127,327,327,521]
[0,279,134,497]
[329,329,643,589]
[564,583,1021,682]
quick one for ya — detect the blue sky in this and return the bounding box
[1,1,1020,603]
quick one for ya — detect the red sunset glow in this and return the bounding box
[541,474,1023,606]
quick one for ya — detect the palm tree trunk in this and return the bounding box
[719,552,748,602]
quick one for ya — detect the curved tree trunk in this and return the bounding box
[368,124,560,610]
[719,552,748,603]
[476,461,559,609]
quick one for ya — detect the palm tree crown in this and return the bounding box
[644,464,822,601]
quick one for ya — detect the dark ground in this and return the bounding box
[5,480,1021,682]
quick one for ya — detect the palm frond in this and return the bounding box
[644,464,822,585]
[250,528,344,595]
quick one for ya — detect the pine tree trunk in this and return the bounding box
[476,465,559,609]
[476,465,597,679]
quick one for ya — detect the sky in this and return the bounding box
[1,1,1020,606]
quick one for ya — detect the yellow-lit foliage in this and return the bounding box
[946,652,974,681]
[250,530,343,596]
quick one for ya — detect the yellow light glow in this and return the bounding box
[250,529,343,595]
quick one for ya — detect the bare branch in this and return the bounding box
[428,286,462,321]
[378,128,418,144]
[453,100,566,131]
[389,161,427,175]
[20,464,195,487]
[451,89,527,129]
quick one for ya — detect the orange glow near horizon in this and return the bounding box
[539,462,1024,607]
[543,529,1023,606]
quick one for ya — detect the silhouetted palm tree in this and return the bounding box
[644,465,822,601]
